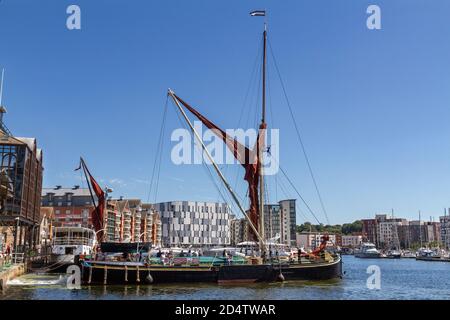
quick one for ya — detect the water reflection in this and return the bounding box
[2,257,450,300]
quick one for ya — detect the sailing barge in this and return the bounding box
[76,11,342,285]
[79,255,341,285]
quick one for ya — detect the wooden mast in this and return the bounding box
[258,22,267,251]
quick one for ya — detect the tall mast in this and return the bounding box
[250,10,268,251]
[258,21,267,251]
[262,24,267,124]
[0,68,4,107]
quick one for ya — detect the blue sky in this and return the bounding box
[1,0,450,224]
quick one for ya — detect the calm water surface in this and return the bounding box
[1,256,450,300]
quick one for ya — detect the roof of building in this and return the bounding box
[115,200,131,212]
[0,131,43,163]
[126,199,142,208]
[42,186,92,197]
[15,137,36,150]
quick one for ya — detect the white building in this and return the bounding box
[377,216,407,249]
[341,235,363,247]
[296,232,336,250]
[155,201,232,246]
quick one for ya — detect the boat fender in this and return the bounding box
[146,272,154,284]
[277,272,285,282]
[136,266,140,282]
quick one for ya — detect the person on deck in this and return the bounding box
[261,251,267,263]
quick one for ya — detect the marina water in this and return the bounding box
[1,256,450,300]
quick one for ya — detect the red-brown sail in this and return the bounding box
[79,158,105,243]
[173,94,262,239]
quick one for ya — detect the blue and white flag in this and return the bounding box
[250,10,266,17]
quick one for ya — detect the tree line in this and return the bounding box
[296,220,363,235]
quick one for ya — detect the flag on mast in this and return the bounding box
[250,10,266,17]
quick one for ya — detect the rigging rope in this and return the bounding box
[147,96,168,204]
[267,149,321,225]
[268,40,330,225]
[170,99,234,213]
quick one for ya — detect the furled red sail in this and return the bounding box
[173,94,262,239]
[79,158,105,243]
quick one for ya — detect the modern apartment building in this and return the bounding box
[41,189,162,245]
[341,235,363,247]
[262,199,296,246]
[99,198,162,245]
[377,216,408,249]
[156,201,232,247]
[362,213,442,249]
[440,214,450,249]
[230,217,249,246]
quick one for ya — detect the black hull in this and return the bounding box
[80,256,342,285]
[276,259,342,281]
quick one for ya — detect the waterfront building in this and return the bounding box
[41,186,94,228]
[41,189,162,246]
[230,217,249,246]
[341,235,363,248]
[279,199,297,246]
[263,204,281,241]
[377,218,408,249]
[296,232,336,250]
[0,108,44,253]
[440,214,450,249]
[142,203,162,247]
[362,218,378,245]
[263,199,296,246]
[155,201,232,247]
[362,213,442,249]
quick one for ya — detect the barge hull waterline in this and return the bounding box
[79,257,342,285]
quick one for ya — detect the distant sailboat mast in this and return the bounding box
[0,68,5,107]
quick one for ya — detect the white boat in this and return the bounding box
[401,250,416,258]
[416,248,441,261]
[387,250,402,259]
[50,226,96,270]
[354,242,381,258]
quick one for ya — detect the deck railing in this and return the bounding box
[53,237,94,246]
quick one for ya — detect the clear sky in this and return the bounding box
[1,0,450,225]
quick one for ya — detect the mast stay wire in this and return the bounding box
[267,149,322,225]
[268,39,330,225]
[147,96,168,204]
[232,37,264,201]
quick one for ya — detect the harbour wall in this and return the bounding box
[0,264,25,291]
